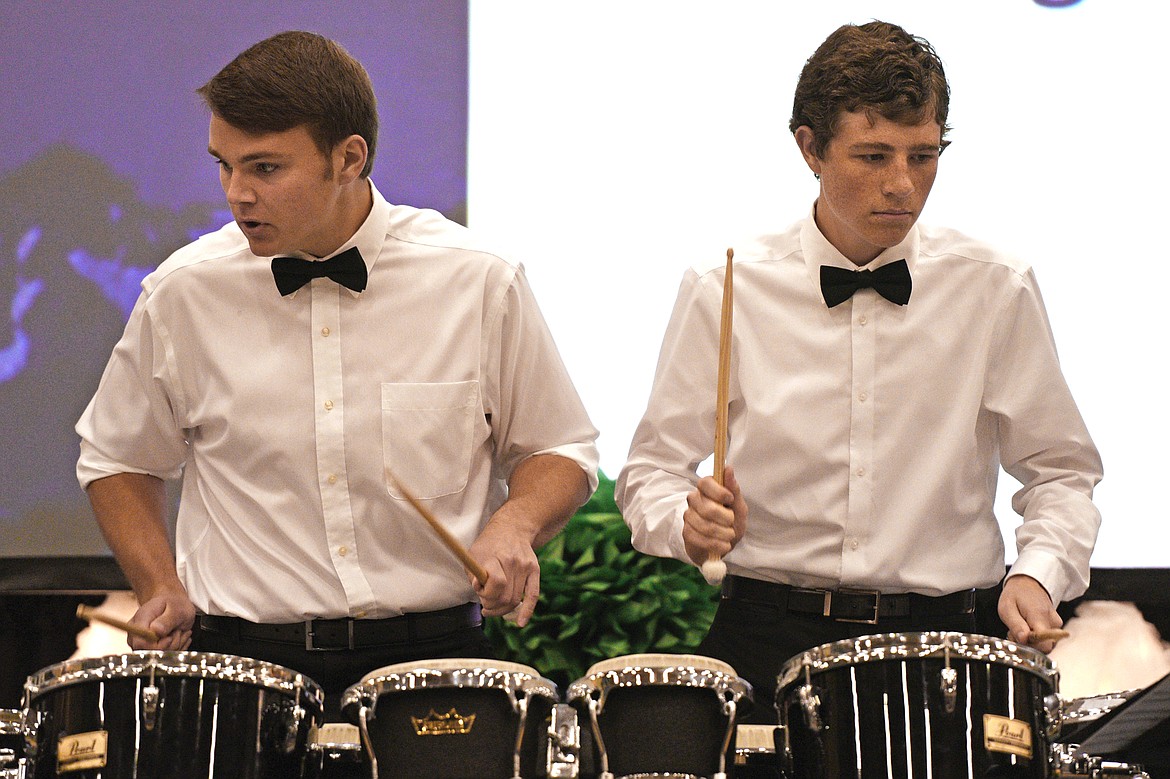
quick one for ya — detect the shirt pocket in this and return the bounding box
[382,380,479,500]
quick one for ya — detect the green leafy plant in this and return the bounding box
[484,472,719,689]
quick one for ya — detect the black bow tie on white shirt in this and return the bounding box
[271,246,368,296]
[819,259,912,308]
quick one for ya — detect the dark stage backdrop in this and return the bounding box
[0,1,468,589]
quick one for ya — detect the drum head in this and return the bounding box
[584,653,738,676]
[776,631,1057,689]
[26,650,324,704]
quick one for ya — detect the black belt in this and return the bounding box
[197,603,482,652]
[721,575,976,625]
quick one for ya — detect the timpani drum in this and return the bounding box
[341,658,558,779]
[565,653,753,779]
[775,632,1060,778]
[22,651,323,778]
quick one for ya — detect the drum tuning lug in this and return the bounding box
[141,664,161,732]
[20,707,41,760]
[280,679,306,754]
[545,704,581,778]
[1042,692,1063,741]
[939,666,958,714]
[797,683,822,733]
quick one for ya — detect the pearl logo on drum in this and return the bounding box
[56,730,108,773]
[983,714,1034,759]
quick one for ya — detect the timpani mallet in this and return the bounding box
[701,247,735,586]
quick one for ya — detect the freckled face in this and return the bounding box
[208,116,350,258]
[797,110,942,265]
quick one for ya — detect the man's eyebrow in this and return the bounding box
[207,146,288,163]
[848,141,940,152]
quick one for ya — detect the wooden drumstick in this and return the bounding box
[76,604,160,643]
[701,247,734,587]
[386,470,489,587]
[1029,628,1071,644]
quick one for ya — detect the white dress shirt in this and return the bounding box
[77,182,599,622]
[616,211,1101,605]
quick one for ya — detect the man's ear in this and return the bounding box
[335,134,368,183]
[793,125,822,178]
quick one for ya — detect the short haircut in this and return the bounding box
[197,31,379,177]
[790,20,951,157]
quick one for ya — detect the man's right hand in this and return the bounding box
[682,465,748,567]
[129,589,196,651]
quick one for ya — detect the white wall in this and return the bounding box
[468,1,1168,567]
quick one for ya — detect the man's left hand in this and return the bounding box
[998,574,1064,653]
[468,520,540,626]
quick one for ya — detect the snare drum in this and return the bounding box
[23,651,323,778]
[565,653,753,779]
[775,632,1060,778]
[341,657,558,779]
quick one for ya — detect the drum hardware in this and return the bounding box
[1045,692,1066,742]
[939,635,958,713]
[545,703,581,778]
[1052,743,1150,777]
[794,663,821,734]
[141,661,160,731]
[356,706,379,779]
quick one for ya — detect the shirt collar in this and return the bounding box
[273,179,391,299]
[799,203,920,293]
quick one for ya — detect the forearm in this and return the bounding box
[86,472,184,602]
[493,453,590,548]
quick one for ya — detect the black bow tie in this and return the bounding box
[820,259,912,308]
[271,246,368,296]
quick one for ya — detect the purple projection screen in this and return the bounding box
[0,2,468,587]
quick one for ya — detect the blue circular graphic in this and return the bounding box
[1034,0,1083,7]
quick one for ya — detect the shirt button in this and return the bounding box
[321,327,331,337]
[354,610,367,619]
[324,400,334,411]
[327,474,338,485]
[856,467,866,477]
[858,392,867,402]
[850,538,860,550]
[338,546,348,557]
[859,315,868,326]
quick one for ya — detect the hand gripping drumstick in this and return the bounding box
[701,248,734,586]
[76,604,161,644]
[387,470,523,623]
